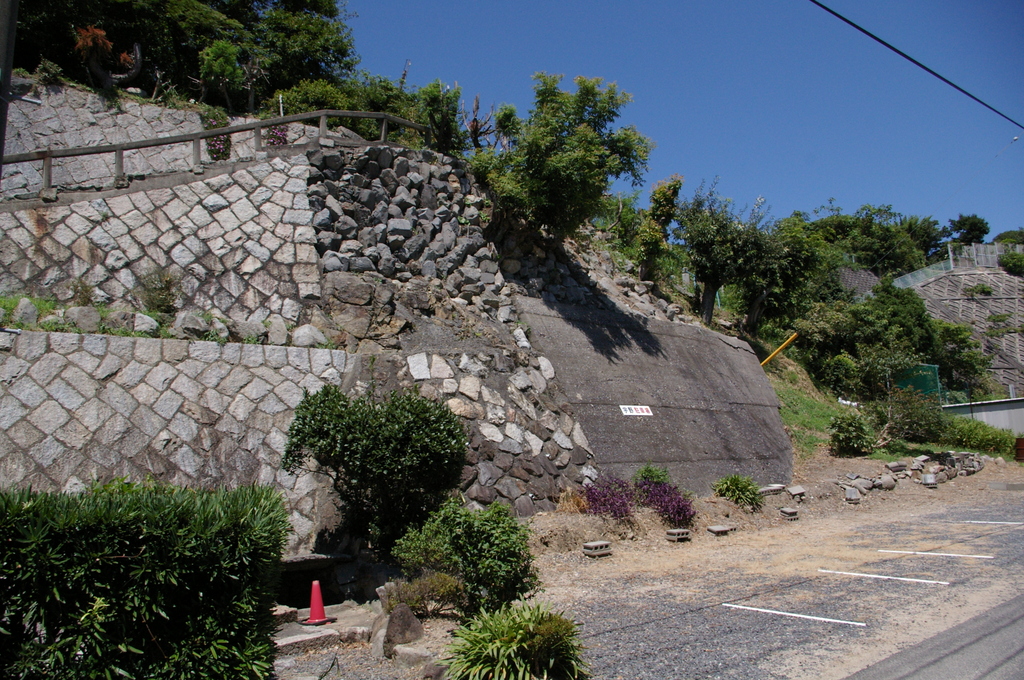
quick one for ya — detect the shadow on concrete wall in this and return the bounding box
[545,290,666,363]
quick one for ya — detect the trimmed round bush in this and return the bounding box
[283,386,467,553]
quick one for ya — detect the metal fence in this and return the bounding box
[893,243,1024,289]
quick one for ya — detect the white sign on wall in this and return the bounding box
[619,405,653,416]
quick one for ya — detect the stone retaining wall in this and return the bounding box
[0,155,318,321]
[2,83,317,199]
[0,327,599,551]
[0,330,345,554]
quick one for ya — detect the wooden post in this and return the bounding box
[41,150,52,189]
[114,148,124,181]
[319,114,327,139]
[380,118,389,142]
[253,125,262,152]
[192,138,202,170]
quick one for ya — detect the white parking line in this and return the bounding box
[959,521,1024,525]
[818,569,949,585]
[878,550,994,559]
[722,603,866,627]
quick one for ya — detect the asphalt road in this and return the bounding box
[565,498,1024,679]
[842,590,1024,680]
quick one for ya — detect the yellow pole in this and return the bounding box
[760,332,799,367]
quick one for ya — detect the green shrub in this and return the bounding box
[284,386,467,553]
[964,283,994,297]
[940,415,1015,455]
[828,409,875,456]
[136,268,181,314]
[443,602,589,680]
[0,483,288,679]
[999,252,1024,277]
[385,571,464,618]
[632,463,671,484]
[392,500,538,614]
[711,474,763,511]
[820,352,859,396]
[866,388,945,444]
[33,58,64,85]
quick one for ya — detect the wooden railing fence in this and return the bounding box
[1,110,430,190]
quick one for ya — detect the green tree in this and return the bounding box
[993,229,1024,245]
[734,219,826,336]
[932,320,991,393]
[471,73,651,238]
[17,0,356,107]
[254,4,357,94]
[804,204,925,277]
[948,213,990,245]
[417,80,468,156]
[283,386,467,553]
[200,39,243,110]
[900,215,945,262]
[673,181,768,325]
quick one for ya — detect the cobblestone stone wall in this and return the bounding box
[0,330,355,554]
[0,155,318,322]
[0,328,599,552]
[2,83,317,199]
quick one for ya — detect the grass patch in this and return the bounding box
[769,372,845,458]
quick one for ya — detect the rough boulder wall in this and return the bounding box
[516,296,792,494]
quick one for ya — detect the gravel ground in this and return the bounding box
[275,454,1024,679]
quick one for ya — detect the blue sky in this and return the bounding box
[347,1,1023,237]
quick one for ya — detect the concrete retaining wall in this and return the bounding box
[517,297,792,493]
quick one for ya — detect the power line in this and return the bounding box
[807,0,1024,131]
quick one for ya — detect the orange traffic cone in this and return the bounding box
[299,580,337,625]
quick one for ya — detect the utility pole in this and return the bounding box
[0,0,21,187]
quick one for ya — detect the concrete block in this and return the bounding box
[666,529,691,542]
[583,540,612,557]
[707,525,735,536]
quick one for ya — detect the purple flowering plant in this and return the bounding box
[635,480,695,526]
[583,476,635,519]
[266,124,288,147]
[206,134,231,161]
[584,475,695,527]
